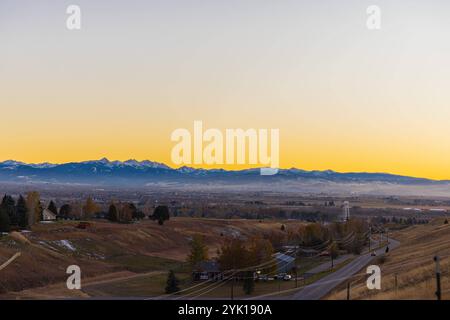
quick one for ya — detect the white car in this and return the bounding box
[371,251,377,257]
[283,274,292,281]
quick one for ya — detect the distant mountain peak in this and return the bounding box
[0,158,445,186]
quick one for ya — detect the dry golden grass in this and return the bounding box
[0,218,303,298]
[327,218,450,300]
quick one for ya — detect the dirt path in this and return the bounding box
[0,252,21,272]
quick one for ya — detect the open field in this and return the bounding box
[326,218,450,300]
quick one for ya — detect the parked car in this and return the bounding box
[283,274,292,281]
[258,275,269,281]
[371,251,377,256]
[275,273,287,280]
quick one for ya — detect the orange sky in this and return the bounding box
[1,1,450,180]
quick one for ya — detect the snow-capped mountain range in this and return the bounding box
[0,158,446,186]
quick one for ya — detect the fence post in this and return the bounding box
[347,282,351,300]
[434,256,441,300]
[395,274,398,296]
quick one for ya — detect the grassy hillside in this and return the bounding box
[327,218,450,300]
[0,218,302,298]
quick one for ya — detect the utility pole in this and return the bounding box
[379,231,382,249]
[395,274,398,296]
[346,282,351,300]
[434,256,441,300]
[369,226,372,253]
[294,267,298,288]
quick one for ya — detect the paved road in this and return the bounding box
[291,239,400,300]
[303,254,354,278]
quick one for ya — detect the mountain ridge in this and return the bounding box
[0,158,447,186]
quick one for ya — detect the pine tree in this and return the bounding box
[48,200,58,215]
[59,204,72,219]
[0,206,11,232]
[165,270,180,294]
[16,195,29,229]
[108,203,118,222]
[37,201,44,221]
[152,205,170,225]
[1,195,16,226]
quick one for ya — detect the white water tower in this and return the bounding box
[343,201,350,222]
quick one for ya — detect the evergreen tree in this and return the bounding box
[108,203,118,222]
[37,201,44,221]
[48,200,58,215]
[165,270,180,294]
[1,195,16,226]
[152,205,170,225]
[243,271,255,295]
[16,195,29,229]
[0,206,11,233]
[59,204,72,219]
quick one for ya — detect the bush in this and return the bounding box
[165,270,180,294]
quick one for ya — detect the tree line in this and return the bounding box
[0,191,172,233]
[0,192,45,232]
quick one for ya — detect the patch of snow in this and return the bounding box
[55,240,76,251]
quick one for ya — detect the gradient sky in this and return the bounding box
[1,0,450,179]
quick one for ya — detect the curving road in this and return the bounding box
[291,239,400,300]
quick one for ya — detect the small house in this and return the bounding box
[41,209,57,221]
[297,248,319,257]
[192,261,223,281]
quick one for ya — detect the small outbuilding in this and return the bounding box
[273,252,296,274]
[192,261,223,281]
[41,209,57,221]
